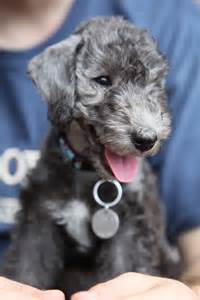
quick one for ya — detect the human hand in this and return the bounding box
[0,276,65,300]
[72,273,199,300]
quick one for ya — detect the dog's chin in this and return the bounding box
[141,141,161,157]
[88,142,138,182]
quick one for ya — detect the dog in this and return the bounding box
[2,17,176,297]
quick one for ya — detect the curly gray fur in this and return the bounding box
[1,17,179,297]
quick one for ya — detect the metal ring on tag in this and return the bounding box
[93,180,123,209]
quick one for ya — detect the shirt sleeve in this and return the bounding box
[119,0,200,241]
[153,1,200,241]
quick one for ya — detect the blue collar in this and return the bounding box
[59,137,83,170]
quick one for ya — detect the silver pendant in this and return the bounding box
[91,208,120,239]
[91,180,122,239]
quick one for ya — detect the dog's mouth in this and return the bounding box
[66,121,144,182]
[88,124,139,183]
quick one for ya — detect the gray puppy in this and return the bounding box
[2,17,176,297]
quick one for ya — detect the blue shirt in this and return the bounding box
[0,0,200,260]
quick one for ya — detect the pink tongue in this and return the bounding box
[105,148,138,183]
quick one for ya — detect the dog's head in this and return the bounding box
[28,17,170,182]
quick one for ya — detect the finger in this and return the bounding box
[0,277,65,300]
[0,289,41,300]
[72,277,197,300]
[125,280,198,300]
[71,273,165,300]
[0,276,41,296]
[42,290,65,300]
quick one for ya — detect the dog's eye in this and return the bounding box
[93,76,112,87]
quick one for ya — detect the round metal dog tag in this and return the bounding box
[91,208,119,239]
[91,179,122,239]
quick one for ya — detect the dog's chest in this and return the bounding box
[47,199,92,249]
[47,164,145,251]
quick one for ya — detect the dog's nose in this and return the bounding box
[132,129,157,152]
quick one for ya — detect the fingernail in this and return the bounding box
[72,291,97,300]
[42,290,65,300]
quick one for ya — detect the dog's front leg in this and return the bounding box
[1,210,66,290]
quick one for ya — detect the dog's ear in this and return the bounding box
[28,35,82,124]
